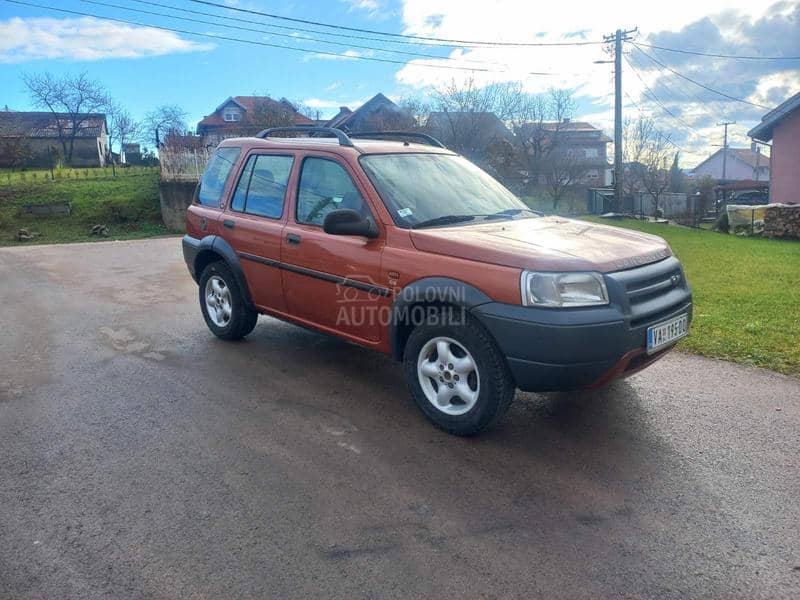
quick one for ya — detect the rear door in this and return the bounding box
[186,146,242,239]
[281,154,387,344]
[220,152,296,313]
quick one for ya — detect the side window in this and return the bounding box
[296,157,369,226]
[230,154,294,219]
[197,147,240,207]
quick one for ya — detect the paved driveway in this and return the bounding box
[1,238,799,599]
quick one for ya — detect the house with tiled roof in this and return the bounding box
[691,146,770,182]
[197,96,313,146]
[324,93,413,133]
[0,110,108,167]
[516,119,613,185]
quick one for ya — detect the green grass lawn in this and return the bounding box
[0,165,158,185]
[585,217,800,377]
[0,170,167,246]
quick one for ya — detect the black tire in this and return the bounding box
[403,312,515,436]
[198,261,258,341]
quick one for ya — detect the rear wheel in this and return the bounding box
[403,313,515,436]
[199,261,258,340]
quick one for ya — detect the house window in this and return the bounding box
[224,111,241,122]
[587,169,599,179]
[584,147,599,159]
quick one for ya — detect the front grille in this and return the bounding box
[625,267,683,305]
[605,257,691,328]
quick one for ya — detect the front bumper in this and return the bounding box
[471,257,692,392]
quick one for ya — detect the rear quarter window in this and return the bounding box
[197,147,241,207]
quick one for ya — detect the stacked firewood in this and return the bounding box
[763,205,800,239]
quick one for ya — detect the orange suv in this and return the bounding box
[183,127,691,435]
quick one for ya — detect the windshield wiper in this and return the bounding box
[411,214,477,229]
[484,208,543,220]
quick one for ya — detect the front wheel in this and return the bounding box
[403,314,515,436]
[198,261,258,341]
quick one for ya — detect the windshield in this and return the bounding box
[360,153,533,228]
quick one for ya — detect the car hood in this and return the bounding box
[409,216,672,273]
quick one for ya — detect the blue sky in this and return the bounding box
[1,0,798,165]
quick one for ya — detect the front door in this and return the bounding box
[219,152,296,313]
[281,155,387,344]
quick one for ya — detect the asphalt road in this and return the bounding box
[1,237,799,600]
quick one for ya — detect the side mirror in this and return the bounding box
[323,209,378,238]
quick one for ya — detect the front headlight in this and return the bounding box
[520,271,609,307]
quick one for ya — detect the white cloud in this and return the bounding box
[0,16,213,63]
[303,96,370,109]
[393,0,799,166]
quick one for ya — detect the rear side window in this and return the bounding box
[230,154,294,219]
[296,157,369,226]
[197,147,241,207]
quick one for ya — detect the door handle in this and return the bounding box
[223,219,235,229]
[286,233,301,245]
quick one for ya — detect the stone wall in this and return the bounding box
[158,180,196,233]
[763,204,800,239]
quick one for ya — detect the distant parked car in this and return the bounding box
[716,189,768,211]
[733,190,769,205]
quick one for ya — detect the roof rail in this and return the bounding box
[348,131,446,149]
[255,126,354,147]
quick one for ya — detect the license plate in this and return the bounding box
[646,314,688,354]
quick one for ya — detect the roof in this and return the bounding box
[326,106,354,129]
[0,111,107,138]
[197,96,313,128]
[748,90,800,142]
[216,135,454,156]
[426,111,513,142]
[517,120,612,143]
[323,93,409,131]
[693,147,769,171]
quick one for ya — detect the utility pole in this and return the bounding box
[603,28,637,212]
[718,121,735,203]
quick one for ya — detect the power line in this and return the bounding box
[79,0,532,69]
[1,0,556,76]
[631,43,774,111]
[623,90,688,152]
[633,41,800,61]
[627,48,722,123]
[187,0,606,48]
[624,54,703,137]
[130,0,570,50]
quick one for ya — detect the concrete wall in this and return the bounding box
[158,180,197,233]
[770,110,800,204]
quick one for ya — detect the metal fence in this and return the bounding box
[159,148,210,182]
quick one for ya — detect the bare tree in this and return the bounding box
[427,76,518,164]
[22,71,109,166]
[245,98,296,133]
[106,102,140,171]
[145,104,188,147]
[639,129,672,217]
[622,116,653,199]
[540,146,587,211]
[510,88,577,192]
